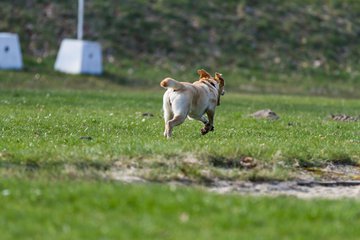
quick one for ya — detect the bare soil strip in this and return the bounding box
[208,180,360,199]
[107,163,360,199]
[107,169,360,199]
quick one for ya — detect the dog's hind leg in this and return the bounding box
[163,110,174,137]
[163,93,174,137]
[165,115,186,138]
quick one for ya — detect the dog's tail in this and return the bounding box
[160,78,184,91]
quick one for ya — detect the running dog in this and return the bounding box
[160,69,225,138]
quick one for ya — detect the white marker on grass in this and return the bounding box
[0,32,23,70]
[55,0,102,75]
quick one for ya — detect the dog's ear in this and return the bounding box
[214,72,224,87]
[197,69,211,79]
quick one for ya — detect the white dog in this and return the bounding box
[160,69,225,138]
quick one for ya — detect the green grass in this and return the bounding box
[1,56,360,98]
[1,88,359,182]
[1,178,360,240]
[0,81,359,239]
[2,0,360,237]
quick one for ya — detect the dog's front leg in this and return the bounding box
[201,110,215,135]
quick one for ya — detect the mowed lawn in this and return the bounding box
[0,89,359,165]
[1,179,360,240]
[1,89,360,239]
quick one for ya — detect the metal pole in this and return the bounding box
[77,0,84,40]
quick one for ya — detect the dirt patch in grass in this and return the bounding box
[208,180,360,199]
[2,156,360,199]
[105,158,360,199]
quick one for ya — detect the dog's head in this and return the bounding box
[197,69,225,106]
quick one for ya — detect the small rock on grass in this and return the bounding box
[239,156,257,169]
[250,109,280,120]
[142,112,154,117]
[329,114,359,122]
[80,136,92,140]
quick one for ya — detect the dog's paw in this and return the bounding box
[201,125,214,135]
[201,128,208,135]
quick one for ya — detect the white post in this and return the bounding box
[77,0,84,40]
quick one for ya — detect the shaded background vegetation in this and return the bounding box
[1,0,360,96]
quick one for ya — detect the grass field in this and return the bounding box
[2,0,360,238]
[1,89,359,174]
[1,73,360,239]
[1,179,360,240]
